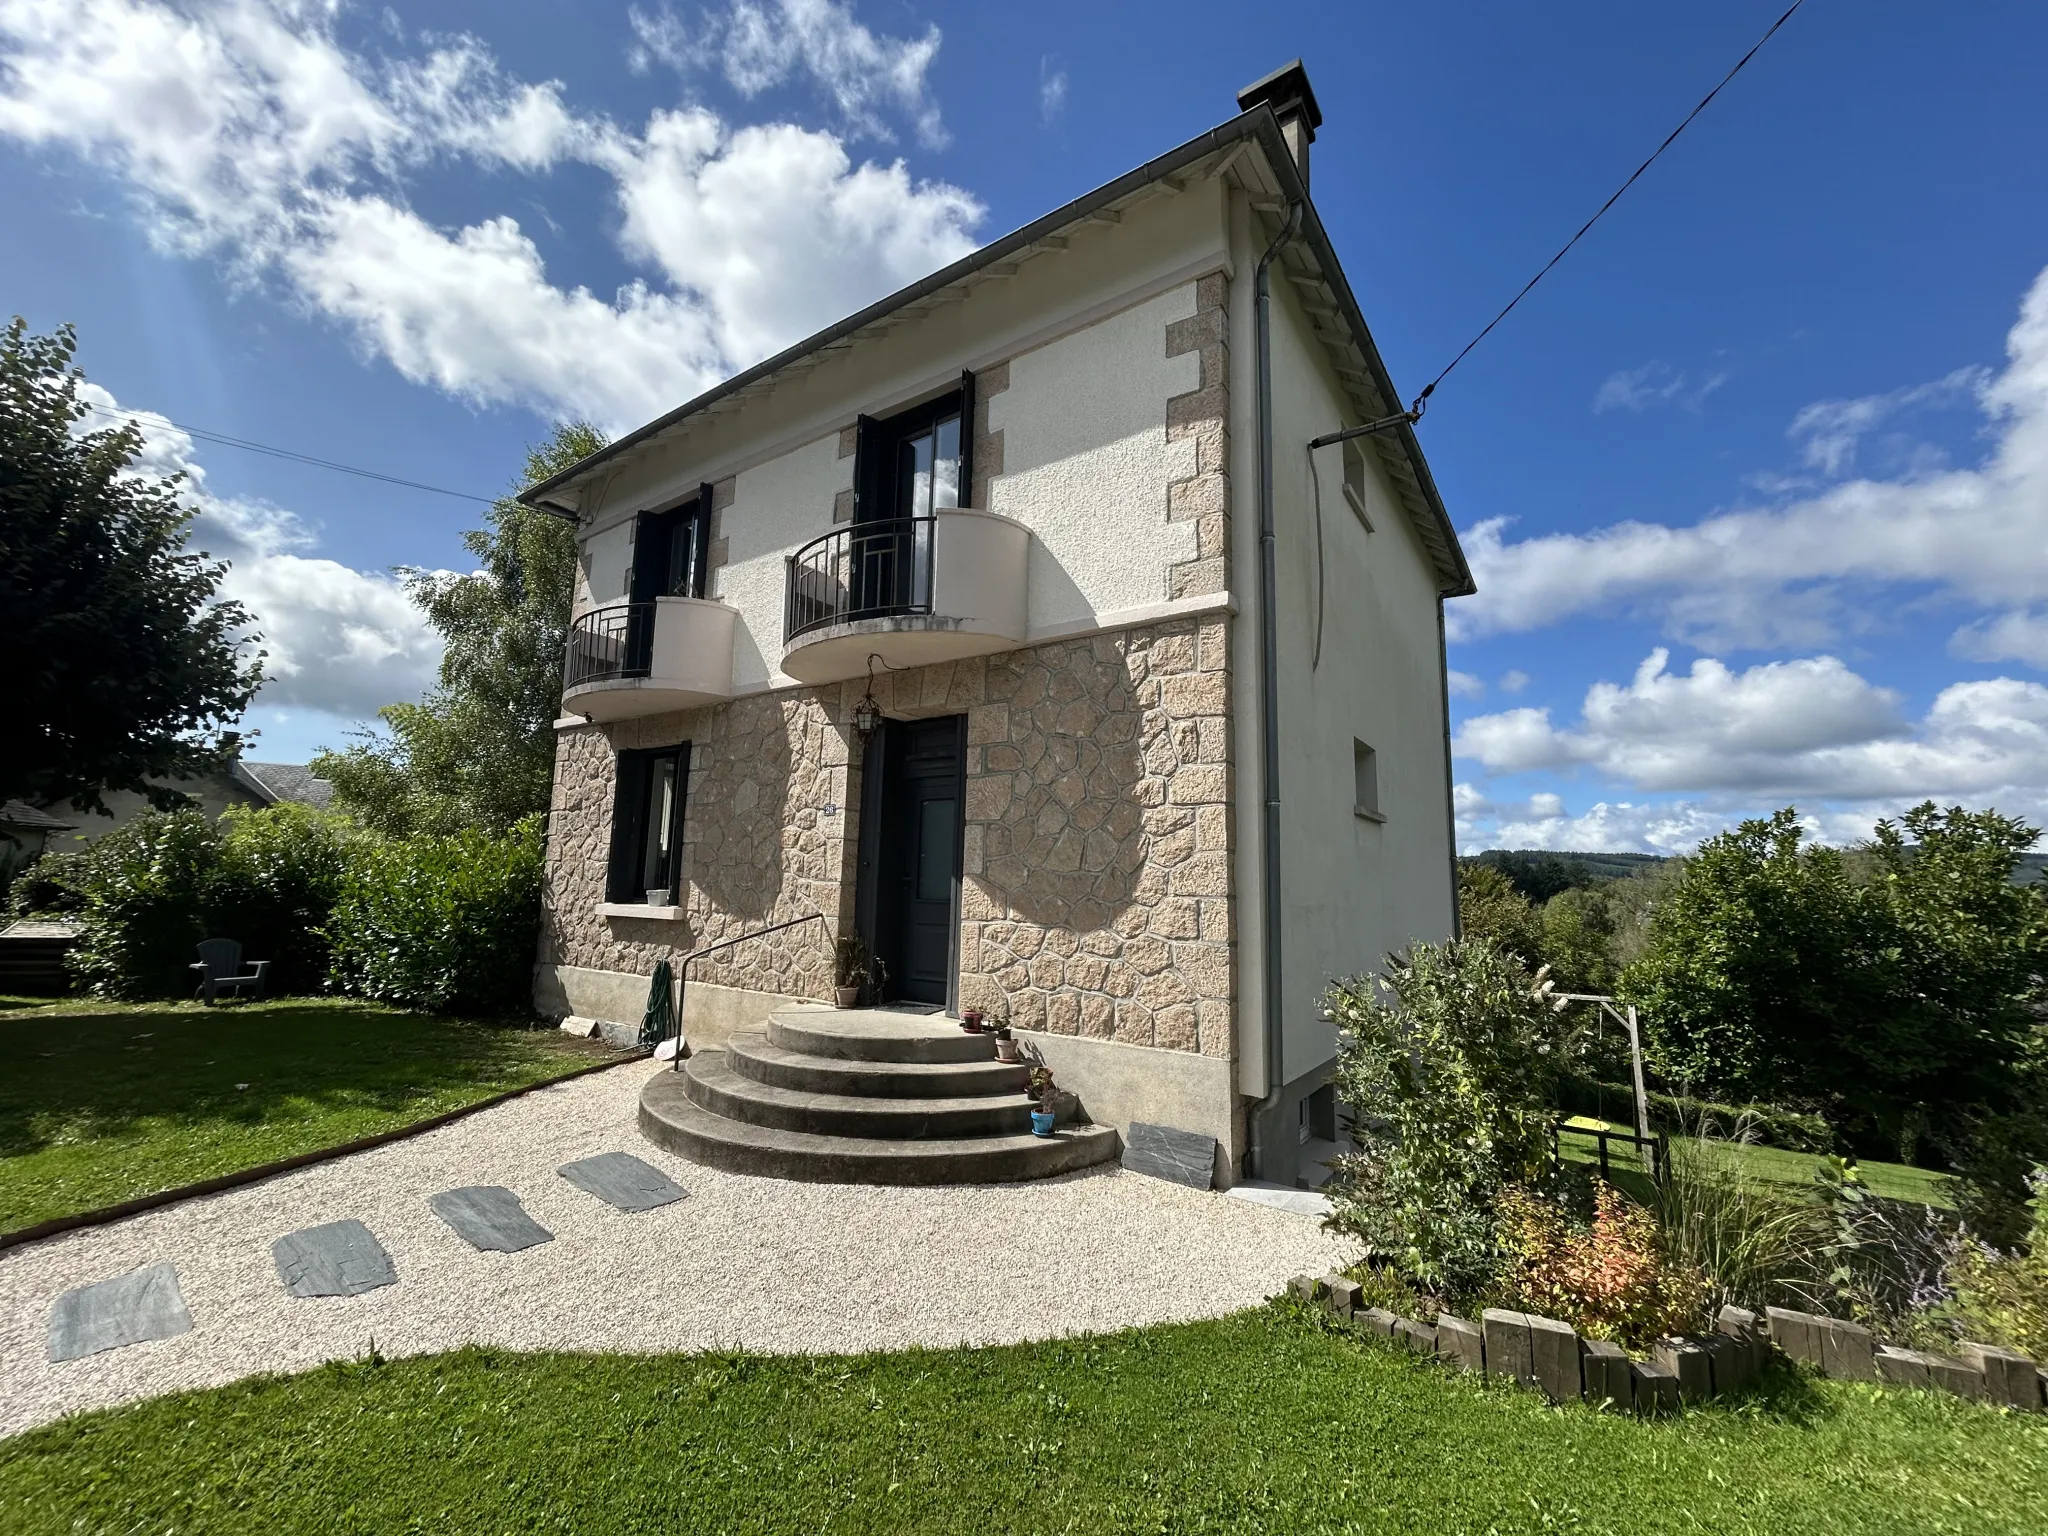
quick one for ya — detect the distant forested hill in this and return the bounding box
[1467,847,2048,900]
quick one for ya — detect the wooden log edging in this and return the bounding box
[1288,1277,2048,1415]
[0,1052,646,1253]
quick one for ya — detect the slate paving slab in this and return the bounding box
[1120,1122,1217,1189]
[47,1262,193,1362]
[558,1151,687,1212]
[272,1219,398,1298]
[429,1186,554,1253]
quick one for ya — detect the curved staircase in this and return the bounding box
[638,1005,1121,1184]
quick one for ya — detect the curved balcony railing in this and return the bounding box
[565,601,652,690]
[784,516,934,643]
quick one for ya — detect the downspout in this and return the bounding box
[1438,595,1462,939]
[1246,199,1303,1182]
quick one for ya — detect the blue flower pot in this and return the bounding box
[1030,1110,1056,1137]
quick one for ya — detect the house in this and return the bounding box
[32,759,335,847]
[522,62,1473,1189]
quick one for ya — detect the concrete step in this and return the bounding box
[725,1030,1029,1099]
[767,1005,996,1064]
[640,1068,1118,1185]
[683,1049,1035,1138]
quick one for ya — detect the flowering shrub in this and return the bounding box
[1945,1169,2048,1358]
[1326,938,1566,1298]
[1498,1182,1711,1347]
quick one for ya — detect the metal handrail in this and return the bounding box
[564,601,654,690]
[784,516,935,643]
[668,912,829,1070]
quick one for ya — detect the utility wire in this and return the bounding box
[1410,0,1807,416]
[81,402,501,505]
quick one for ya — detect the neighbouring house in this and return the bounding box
[34,759,335,847]
[523,63,1473,1188]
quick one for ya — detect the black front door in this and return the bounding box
[861,715,965,1007]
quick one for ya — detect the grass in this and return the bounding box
[3,1307,2044,1534]
[1558,1117,1953,1207]
[0,995,624,1232]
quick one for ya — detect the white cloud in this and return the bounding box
[1455,782,1738,857]
[628,0,945,148]
[1499,668,1529,694]
[1039,55,1066,125]
[1446,669,1484,699]
[1455,647,2048,808]
[0,0,982,430]
[1593,362,1685,414]
[1456,266,2048,659]
[80,382,441,720]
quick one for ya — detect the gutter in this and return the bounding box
[1245,198,1303,1183]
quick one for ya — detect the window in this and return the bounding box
[853,371,978,525]
[631,486,713,604]
[609,744,691,903]
[1342,439,1375,532]
[1353,738,1383,822]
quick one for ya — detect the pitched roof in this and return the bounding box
[233,762,336,810]
[520,105,1473,598]
[0,800,74,832]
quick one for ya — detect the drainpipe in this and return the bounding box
[1246,199,1303,1183]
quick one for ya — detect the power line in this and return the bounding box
[81,402,501,505]
[1411,0,1808,416]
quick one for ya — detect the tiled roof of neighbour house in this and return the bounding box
[517,103,1474,599]
[0,800,75,832]
[232,762,337,810]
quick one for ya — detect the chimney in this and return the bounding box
[1236,60,1323,188]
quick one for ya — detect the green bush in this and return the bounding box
[1325,938,1565,1299]
[1947,1170,2048,1358]
[62,811,219,999]
[206,803,353,994]
[326,817,542,1016]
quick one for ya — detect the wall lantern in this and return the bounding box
[852,652,886,740]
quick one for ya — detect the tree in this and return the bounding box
[1,319,260,813]
[313,423,605,835]
[1456,861,1544,970]
[1540,884,1617,995]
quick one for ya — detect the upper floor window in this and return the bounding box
[632,486,713,604]
[1342,440,1375,532]
[855,372,977,524]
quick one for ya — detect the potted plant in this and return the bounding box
[960,1006,986,1034]
[1028,1065,1058,1136]
[991,1010,1018,1062]
[833,934,877,1009]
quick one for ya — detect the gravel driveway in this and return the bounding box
[1,1059,1356,1438]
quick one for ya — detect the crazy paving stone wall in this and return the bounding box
[539,613,1235,1058]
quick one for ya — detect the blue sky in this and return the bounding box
[4,1,2046,852]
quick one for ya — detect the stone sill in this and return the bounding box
[1354,806,1387,824]
[597,902,685,921]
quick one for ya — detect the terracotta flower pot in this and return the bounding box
[834,985,860,1009]
[995,1039,1019,1062]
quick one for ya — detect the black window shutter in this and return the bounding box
[852,413,880,523]
[667,742,694,902]
[607,752,648,902]
[957,369,976,509]
[628,513,659,604]
[692,483,715,598]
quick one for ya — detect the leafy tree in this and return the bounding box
[2,318,260,813]
[1472,849,1599,904]
[1456,862,1544,970]
[1326,939,1567,1298]
[1539,885,1617,995]
[1619,809,1878,1102]
[313,423,604,835]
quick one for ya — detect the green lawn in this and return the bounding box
[1558,1117,1953,1207]
[3,1307,2044,1534]
[0,996,624,1232]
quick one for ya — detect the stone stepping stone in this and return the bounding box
[272,1219,397,1298]
[558,1151,687,1212]
[48,1262,193,1362]
[1121,1121,1218,1189]
[429,1186,553,1253]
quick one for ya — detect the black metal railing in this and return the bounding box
[564,601,653,690]
[667,913,829,1069]
[784,516,934,643]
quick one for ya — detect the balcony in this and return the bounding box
[562,596,737,722]
[781,509,1029,684]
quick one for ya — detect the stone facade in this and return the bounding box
[539,613,1234,1059]
[1165,271,1230,600]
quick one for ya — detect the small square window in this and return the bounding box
[1353,738,1384,822]
[1342,440,1375,532]
[609,744,691,903]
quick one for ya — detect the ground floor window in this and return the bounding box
[609,744,690,903]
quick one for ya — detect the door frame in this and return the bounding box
[853,714,966,1014]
